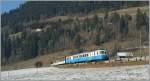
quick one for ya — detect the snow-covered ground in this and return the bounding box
[1,65,149,80]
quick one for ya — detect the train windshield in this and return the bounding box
[100,51,106,54]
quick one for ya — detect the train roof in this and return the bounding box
[69,49,107,57]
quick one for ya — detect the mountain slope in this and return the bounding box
[1,1,149,67]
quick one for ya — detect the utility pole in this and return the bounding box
[140,31,142,61]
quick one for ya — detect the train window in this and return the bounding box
[79,55,81,58]
[83,54,85,57]
[73,56,76,58]
[100,51,105,54]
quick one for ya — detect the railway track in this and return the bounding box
[51,56,149,66]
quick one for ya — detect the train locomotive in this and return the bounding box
[64,49,109,64]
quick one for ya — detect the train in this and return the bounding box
[64,49,109,64]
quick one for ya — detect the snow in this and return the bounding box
[51,61,65,66]
[35,28,42,32]
[1,65,149,80]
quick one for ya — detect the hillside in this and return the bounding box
[1,5,149,71]
[42,6,149,23]
[1,1,149,68]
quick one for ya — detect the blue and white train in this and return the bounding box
[65,49,109,64]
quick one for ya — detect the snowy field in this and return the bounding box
[1,65,149,80]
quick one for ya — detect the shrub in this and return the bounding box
[34,61,43,68]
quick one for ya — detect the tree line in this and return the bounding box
[1,1,148,31]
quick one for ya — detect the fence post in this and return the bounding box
[128,57,129,62]
[109,57,110,63]
[140,56,142,61]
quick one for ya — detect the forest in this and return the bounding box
[1,1,149,65]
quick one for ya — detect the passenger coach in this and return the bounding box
[65,49,109,63]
